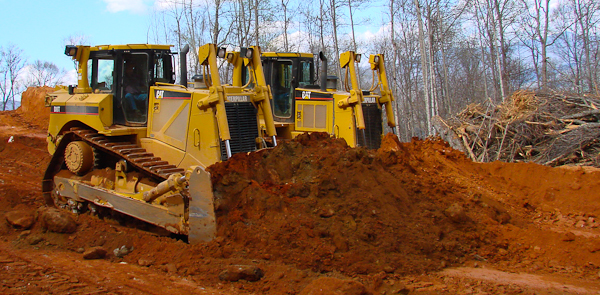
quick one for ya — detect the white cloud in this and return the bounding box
[103,0,148,14]
[153,0,175,11]
[153,0,213,11]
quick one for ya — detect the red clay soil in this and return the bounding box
[1,87,600,294]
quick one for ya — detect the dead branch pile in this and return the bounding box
[438,90,600,167]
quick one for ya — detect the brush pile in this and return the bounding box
[436,90,600,167]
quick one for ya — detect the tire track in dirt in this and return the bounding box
[0,241,225,295]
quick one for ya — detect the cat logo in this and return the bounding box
[301,91,311,100]
[156,90,164,99]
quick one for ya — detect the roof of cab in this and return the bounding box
[91,44,173,51]
[262,52,314,58]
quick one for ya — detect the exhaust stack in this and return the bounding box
[180,44,190,87]
[319,51,327,92]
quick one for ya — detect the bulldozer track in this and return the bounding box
[68,127,186,181]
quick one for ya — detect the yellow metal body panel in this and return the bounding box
[180,94,223,169]
[46,91,113,154]
[291,87,360,147]
[145,85,229,170]
[182,90,224,168]
[295,100,333,133]
[148,85,193,150]
[333,93,358,147]
[146,84,223,168]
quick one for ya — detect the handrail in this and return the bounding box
[155,82,187,89]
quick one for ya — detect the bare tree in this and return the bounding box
[518,0,571,90]
[282,0,290,51]
[25,60,66,87]
[0,44,26,111]
[572,0,600,93]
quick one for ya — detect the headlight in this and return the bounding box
[355,54,361,63]
[218,47,227,58]
[64,45,77,57]
[374,55,380,64]
[245,48,254,59]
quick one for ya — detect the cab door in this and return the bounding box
[269,59,294,122]
[120,52,150,125]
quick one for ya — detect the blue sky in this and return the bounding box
[0,0,153,72]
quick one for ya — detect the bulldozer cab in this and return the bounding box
[85,46,174,126]
[260,53,315,123]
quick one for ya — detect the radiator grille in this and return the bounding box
[357,103,383,149]
[220,102,259,160]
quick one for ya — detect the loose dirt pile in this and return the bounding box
[206,133,503,276]
[1,87,600,294]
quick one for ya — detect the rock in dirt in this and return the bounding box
[318,208,335,218]
[299,277,368,295]
[588,241,600,253]
[5,210,35,229]
[444,203,469,223]
[39,208,77,233]
[83,246,107,260]
[27,234,44,245]
[113,245,133,258]
[218,265,264,282]
[166,263,178,273]
[333,235,349,252]
[138,258,154,267]
[562,232,576,242]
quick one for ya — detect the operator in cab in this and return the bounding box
[123,59,148,115]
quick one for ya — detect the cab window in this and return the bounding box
[299,60,312,88]
[88,54,115,92]
[272,60,293,118]
[154,52,173,83]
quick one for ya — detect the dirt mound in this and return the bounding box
[17,86,53,128]
[203,132,507,275]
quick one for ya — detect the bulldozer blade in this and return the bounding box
[187,166,217,243]
[54,176,185,233]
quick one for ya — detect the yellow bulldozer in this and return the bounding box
[227,49,396,149]
[42,43,276,243]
